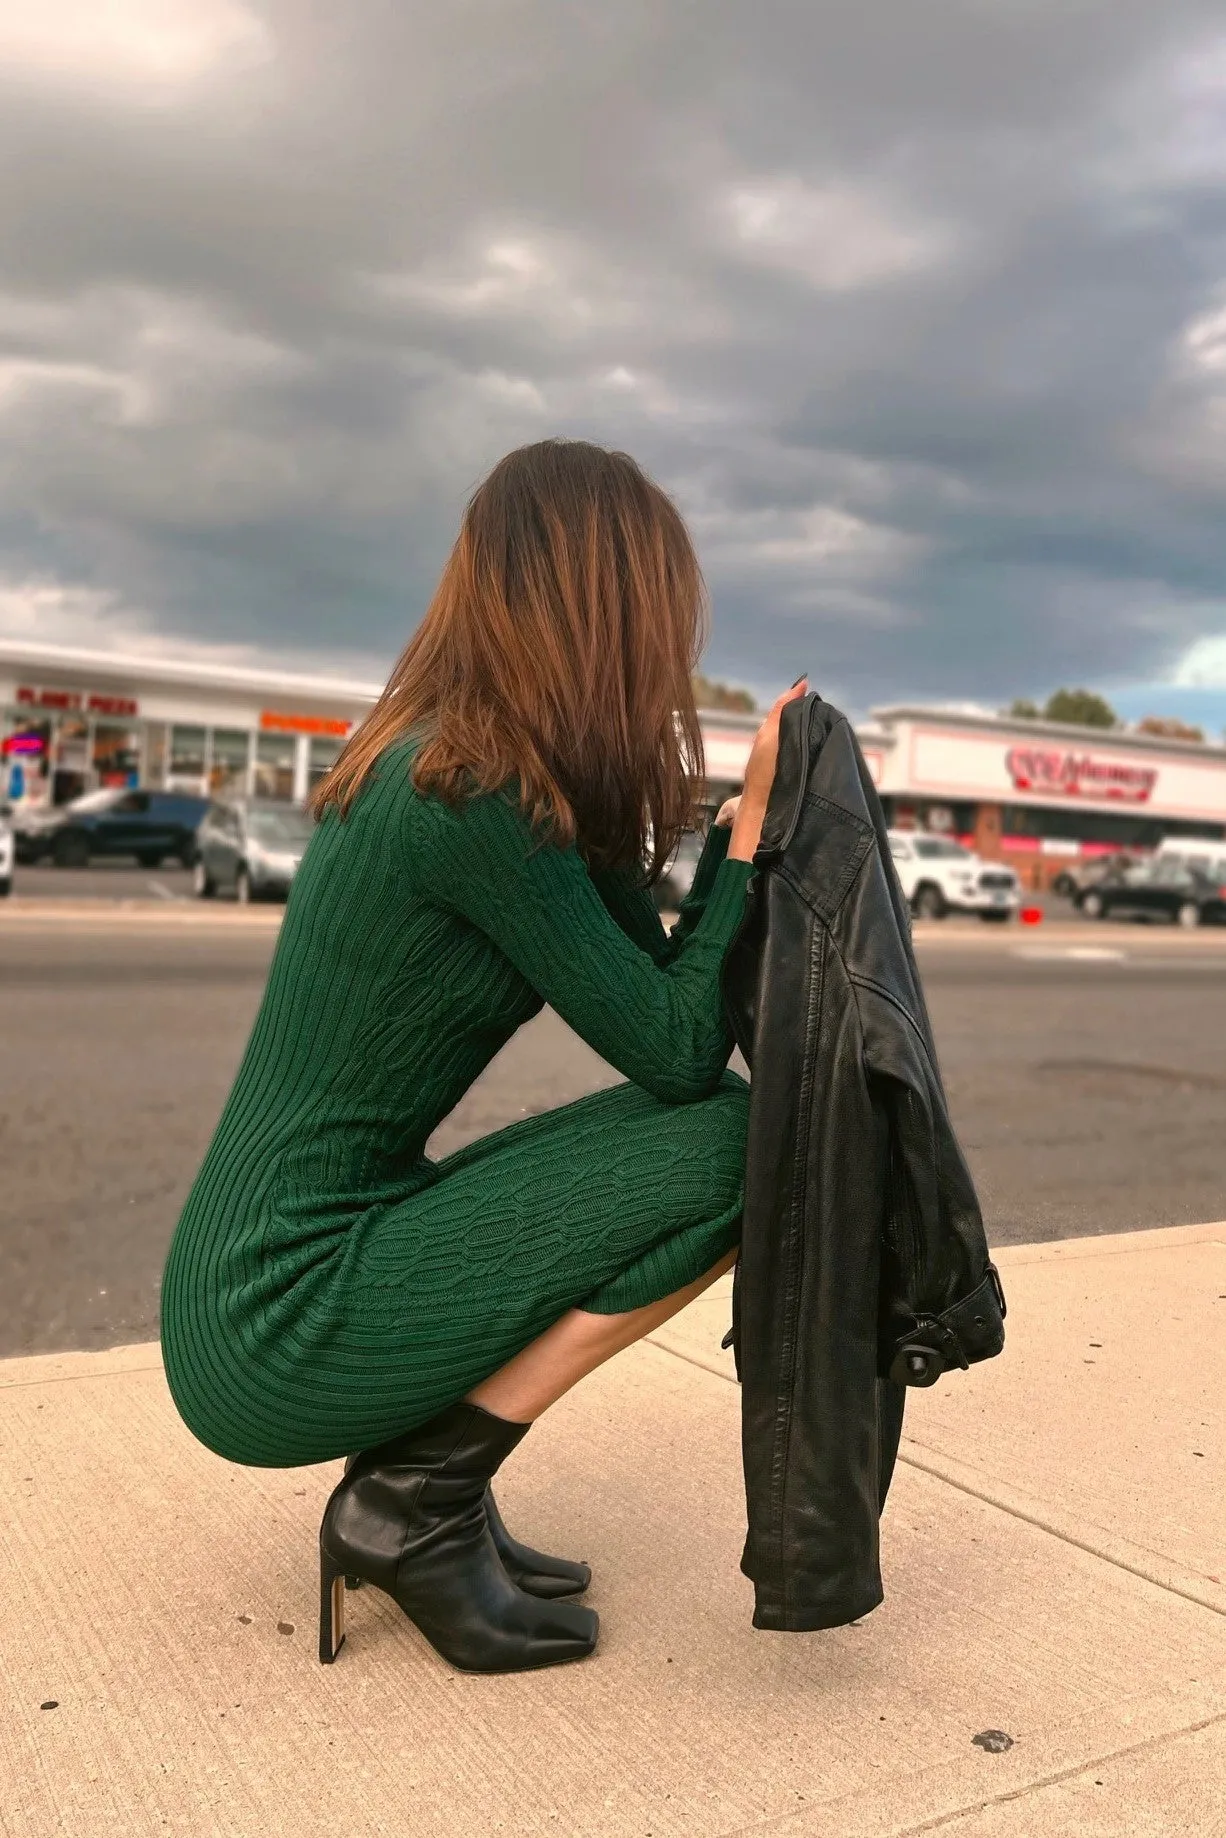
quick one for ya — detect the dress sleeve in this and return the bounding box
[412,790,754,1104]
[590,822,735,965]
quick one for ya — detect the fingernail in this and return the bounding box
[791,674,807,687]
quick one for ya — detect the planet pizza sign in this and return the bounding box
[1005,746,1158,804]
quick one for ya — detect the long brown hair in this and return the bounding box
[312,439,708,878]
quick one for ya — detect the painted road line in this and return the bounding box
[1014,945,1128,962]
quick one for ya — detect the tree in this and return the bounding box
[1135,716,1204,743]
[1042,688,1118,729]
[692,673,756,713]
[1006,698,1040,720]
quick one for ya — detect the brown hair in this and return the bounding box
[312,439,708,878]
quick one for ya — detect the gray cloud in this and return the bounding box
[2,0,1226,713]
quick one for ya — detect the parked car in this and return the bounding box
[193,799,315,902]
[1153,838,1226,882]
[652,830,704,911]
[1078,858,1226,927]
[887,830,1021,921]
[1049,854,1145,900]
[0,801,13,897]
[14,787,209,867]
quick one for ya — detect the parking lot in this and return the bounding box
[10,861,198,902]
[4,902,1225,1358]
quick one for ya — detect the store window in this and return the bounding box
[255,731,296,801]
[169,725,207,786]
[1003,805,1164,849]
[210,728,251,796]
[93,722,142,789]
[54,715,90,805]
[307,734,342,792]
[145,722,168,789]
[2,714,52,806]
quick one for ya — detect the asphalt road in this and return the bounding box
[10,856,1091,918]
[11,861,201,902]
[3,918,1225,1357]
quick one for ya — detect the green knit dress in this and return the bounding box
[161,740,755,1468]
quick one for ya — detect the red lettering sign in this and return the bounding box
[15,685,138,717]
[86,694,139,718]
[1005,747,1157,804]
[17,685,81,712]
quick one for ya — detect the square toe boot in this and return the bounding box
[340,1455,591,1600]
[319,1403,599,1673]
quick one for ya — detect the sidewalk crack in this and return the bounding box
[712,1709,1226,1838]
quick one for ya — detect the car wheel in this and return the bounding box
[52,830,90,868]
[979,909,1011,922]
[913,883,946,921]
[192,859,216,900]
[178,843,198,869]
[235,865,253,905]
[1176,901,1202,928]
[0,876,11,898]
[1052,873,1072,898]
[1080,891,1104,918]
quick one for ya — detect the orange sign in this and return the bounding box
[259,711,352,738]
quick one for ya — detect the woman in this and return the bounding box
[161,438,804,1677]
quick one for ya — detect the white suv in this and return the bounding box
[887,830,1020,922]
[0,801,13,897]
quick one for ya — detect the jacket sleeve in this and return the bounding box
[412,790,754,1104]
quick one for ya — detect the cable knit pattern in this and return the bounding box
[161,740,754,1467]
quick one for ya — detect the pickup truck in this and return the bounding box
[887,830,1020,921]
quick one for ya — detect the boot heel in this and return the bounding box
[319,1552,347,1664]
[344,1574,363,1591]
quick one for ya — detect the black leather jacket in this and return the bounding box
[722,694,1006,1631]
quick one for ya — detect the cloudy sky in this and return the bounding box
[3,1,1226,723]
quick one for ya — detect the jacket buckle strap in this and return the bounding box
[887,1261,1008,1387]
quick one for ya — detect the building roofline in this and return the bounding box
[2,639,770,731]
[0,637,386,703]
[693,704,760,730]
[870,702,1226,762]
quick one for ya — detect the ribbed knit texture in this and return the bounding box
[161,741,754,1467]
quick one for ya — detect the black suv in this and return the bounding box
[16,787,210,868]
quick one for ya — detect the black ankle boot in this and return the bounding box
[340,1455,591,1600]
[485,1490,591,1599]
[319,1403,599,1674]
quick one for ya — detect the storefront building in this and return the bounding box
[863,706,1226,889]
[0,639,763,816]
[11,644,1214,886]
[0,640,383,810]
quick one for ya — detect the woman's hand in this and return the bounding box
[714,796,740,828]
[727,677,808,862]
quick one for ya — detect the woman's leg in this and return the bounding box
[466,1243,738,1423]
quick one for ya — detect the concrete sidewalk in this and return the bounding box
[2,1223,1223,1838]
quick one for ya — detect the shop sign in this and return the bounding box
[1005,746,1157,804]
[16,684,139,718]
[260,710,352,737]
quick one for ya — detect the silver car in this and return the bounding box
[193,800,315,903]
[0,800,13,897]
[652,830,705,912]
